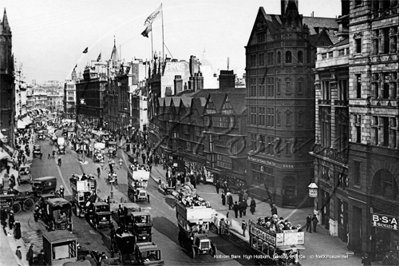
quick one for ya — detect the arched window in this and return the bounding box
[298,51,303,63]
[285,51,292,63]
[277,52,281,64]
[372,169,398,199]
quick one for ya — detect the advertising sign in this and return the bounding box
[372,213,398,230]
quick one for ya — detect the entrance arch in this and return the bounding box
[282,176,297,207]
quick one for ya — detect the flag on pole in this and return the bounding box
[144,4,162,26]
[83,47,88,53]
[141,24,152,38]
[97,53,101,62]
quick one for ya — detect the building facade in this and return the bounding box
[346,0,399,260]
[64,80,76,119]
[0,9,14,146]
[245,0,338,207]
[75,65,107,128]
[311,6,350,243]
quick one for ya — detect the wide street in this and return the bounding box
[13,134,259,266]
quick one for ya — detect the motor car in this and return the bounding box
[18,163,32,184]
[33,144,42,158]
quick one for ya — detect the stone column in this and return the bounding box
[379,73,384,99]
[372,31,379,55]
[379,29,385,54]
[389,118,395,148]
[378,117,384,145]
[389,28,396,53]
[371,82,378,98]
[389,81,395,99]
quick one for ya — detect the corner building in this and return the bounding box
[245,0,338,207]
[347,0,399,260]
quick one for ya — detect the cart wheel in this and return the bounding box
[23,198,35,212]
[13,203,22,214]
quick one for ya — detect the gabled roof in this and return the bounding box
[247,7,338,47]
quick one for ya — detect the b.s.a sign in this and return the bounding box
[372,213,398,230]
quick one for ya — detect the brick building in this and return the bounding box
[245,0,338,207]
[346,0,399,260]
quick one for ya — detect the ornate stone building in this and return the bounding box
[346,0,399,260]
[245,0,338,207]
[311,0,350,243]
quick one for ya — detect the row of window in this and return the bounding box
[216,154,233,169]
[319,107,349,152]
[370,72,399,99]
[321,48,349,59]
[249,51,307,67]
[248,77,305,97]
[249,134,305,156]
[320,79,349,102]
[249,107,304,127]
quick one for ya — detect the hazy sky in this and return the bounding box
[3,0,341,84]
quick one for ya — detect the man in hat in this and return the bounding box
[37,250,45,265]
[15,246,22,260]
[26,244,34,266]
[242,220,247,237]
[8,210,15,230]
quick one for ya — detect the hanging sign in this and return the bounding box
[372,213,398,231]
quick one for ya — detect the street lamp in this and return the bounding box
[308,182,318,217]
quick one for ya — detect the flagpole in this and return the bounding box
[151,27,154,60]
[161,3,164,60]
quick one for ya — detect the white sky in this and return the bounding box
[3,0,341,84]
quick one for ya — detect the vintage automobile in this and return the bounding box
[93,152,104,163]
[37,130,46,140]
[18,163,32,184]
[31,176,57,197]
[0,194,20,213]
[37,197,73,231]
[107,141,117,157]
[86,202,112,229]
[33,144,42,158]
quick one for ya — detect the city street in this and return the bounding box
[11,135,257,266]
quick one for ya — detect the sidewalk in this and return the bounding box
[149,163,362,266]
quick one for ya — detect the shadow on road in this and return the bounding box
[152,216,179,244]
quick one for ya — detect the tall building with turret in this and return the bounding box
[0,9,14,147]
[245,0,339,208]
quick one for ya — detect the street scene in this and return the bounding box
[1,0,399,266]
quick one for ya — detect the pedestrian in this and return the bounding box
[239,200,244,218]
[312,214,318,232]
[250,197,256,215]
[241,220,247,237]
[361,253,371,266]
[99,252,108,263]
[8,210,15,230]
[1,218,7,235]
[271,203,278,216]
[215,181,220,194]
[26,244,34,266]
[243,190,249,201]
[48,153,51,159]
[37,250,45,265]
[40,152,43,160]
[306,214,312,233]
[238,190,243,203]
[15,246,22,260]
[14,220,21,239]
[233,201,239,218]
[242,200,248,216]
[58,157,62,167]
[227,192,233,210]
[97,167,101,178]
[59,185,65,198]
[382,252,391,266]
[221,193,226,206]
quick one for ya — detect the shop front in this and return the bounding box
[369,197,399,261]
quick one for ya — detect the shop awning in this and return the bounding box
[17,120,27,129]
[22,116,32,126]
[0,131,7,143]
[0,150,12,161]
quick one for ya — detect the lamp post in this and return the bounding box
[109,179,114,200]
[308,182,319,219]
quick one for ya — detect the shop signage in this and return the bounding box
[250,225,276,246]
[372,213,398,231]
[248,156,276,166]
